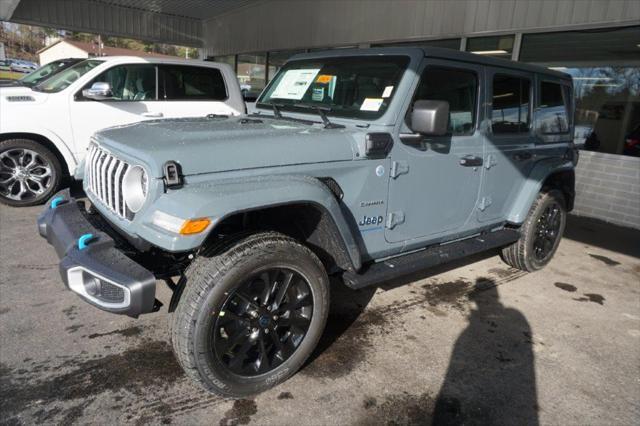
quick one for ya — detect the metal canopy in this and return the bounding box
[94,0,257,20]
[3,0,261,47]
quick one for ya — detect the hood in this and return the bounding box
[0,85,33,94]
[95,116,357,178]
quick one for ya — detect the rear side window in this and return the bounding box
[412,66,478,135]
[159,65,227,100]
[537,81,569,134]
[491,75,531,134]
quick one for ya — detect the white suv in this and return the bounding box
[0,56,244,206]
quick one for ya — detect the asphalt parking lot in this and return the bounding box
[1,203,639,425]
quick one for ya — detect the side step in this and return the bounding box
[342,229,520,289]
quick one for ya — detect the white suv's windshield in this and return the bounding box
[18,60,78,87]
[257,56,409,120]
[33,59,103,93]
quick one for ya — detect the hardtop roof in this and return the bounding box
[289,46,571,80]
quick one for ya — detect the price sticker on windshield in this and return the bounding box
[316,74,333,84]
[270,69,320,100]
[360,98,384,111]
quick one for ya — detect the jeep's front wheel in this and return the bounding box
[501,189,567,272]
[171,232,329,397]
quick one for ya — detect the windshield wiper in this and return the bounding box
[291,103,345,129]
[271,103,282,118]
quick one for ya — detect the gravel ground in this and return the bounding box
[1,203,639,425]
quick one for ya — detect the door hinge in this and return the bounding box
[478,196,492,211]
[485,154,497,169]
[390,161,409,179]
[386,211,405,229]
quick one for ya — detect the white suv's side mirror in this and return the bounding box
[83,82,113,100]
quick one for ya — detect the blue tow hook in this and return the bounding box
[50,196,66,209]
[78,233,96,250]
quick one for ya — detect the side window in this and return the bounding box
[159,65,227,100]
[537,81,569,134]
[491,75,531,134]
[411,66,477,135]
[88,64,156,101]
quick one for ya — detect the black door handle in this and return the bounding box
[513,151,533,161]
[459,155,483,167]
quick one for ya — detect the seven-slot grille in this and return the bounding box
[86,143,130,219]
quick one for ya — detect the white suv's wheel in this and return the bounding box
[0,139,63,207]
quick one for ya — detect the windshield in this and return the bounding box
[19,60,75,87]
[257,56,410,120]
[33,59,103,93]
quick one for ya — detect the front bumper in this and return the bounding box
[37,189,157,317]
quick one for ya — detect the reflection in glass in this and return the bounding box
[237,53,267,96]
[268,50,306,83]
[537,82,569,134]
[520,26,640,156]
[491,75,531,134]
[373,38,461,50]
[467,35,514,59]
[567,67,640,155]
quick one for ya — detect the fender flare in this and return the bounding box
[0,128,78,175]
[506,159,575,225]
[146,174,362,270]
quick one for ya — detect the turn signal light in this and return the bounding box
[179,218,211,235]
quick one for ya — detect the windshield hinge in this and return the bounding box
[390,161,409,179]
[386,211,405,229]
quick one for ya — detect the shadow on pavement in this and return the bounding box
[432,279,539,425]
[564,214,640,258]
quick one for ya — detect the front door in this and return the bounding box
[477,69,536,223]
[69,63,162,157]
[385,60,484,244]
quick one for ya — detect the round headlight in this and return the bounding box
[122,165,148,213]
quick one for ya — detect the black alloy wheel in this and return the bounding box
[212,268,314,377]
[532,202,562,261]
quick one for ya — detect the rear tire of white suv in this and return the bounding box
[0,139,63,207]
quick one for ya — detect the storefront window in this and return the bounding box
[268,50,306,83]
[466,35,514,58]
[212,55,236,72]
[237,53,266,96]
[373,38,461,50]
[520,26,640,157]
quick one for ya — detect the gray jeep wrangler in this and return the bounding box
[37,47,576,397]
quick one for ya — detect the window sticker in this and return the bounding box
[360,98,384,111]
[270,68,321,100]
[316,74,332,84]
[382,86,394,98]
[312,87,325,101]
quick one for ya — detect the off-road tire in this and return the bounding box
[171,232,330,397]
[0,139,63,207]
[501,189,567,272]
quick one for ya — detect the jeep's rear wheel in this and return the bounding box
[171,232,329,397]
[501,189,567,272]
[0,139,63,207]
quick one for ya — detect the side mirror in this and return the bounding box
[82,82,113,100]
[410,100,449,135]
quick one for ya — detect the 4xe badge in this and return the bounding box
[359,215,384,227]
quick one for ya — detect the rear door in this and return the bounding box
[157,64,241,118]
[477,69,536,223]
[385,59,484,243]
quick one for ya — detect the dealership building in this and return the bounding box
[2,0,639,228]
